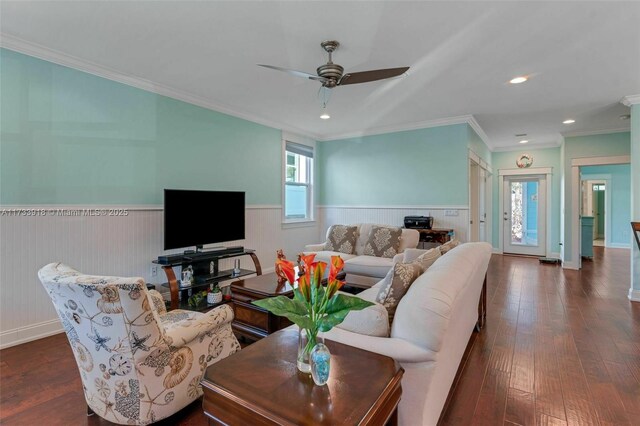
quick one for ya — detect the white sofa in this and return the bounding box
[323,242,492,425]
[305,223,420,287]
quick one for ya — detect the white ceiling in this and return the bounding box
[1,1,639,150]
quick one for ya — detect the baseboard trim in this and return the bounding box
[492,248,503,254]
[562,261,580,270]
[549,252,561,259]
[629,288,640,302]
[0,319,63,349]
[608,243,631,249]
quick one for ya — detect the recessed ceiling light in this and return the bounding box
[563,119,576,124]
[509,76,528,84]
[320,112,330,120]
[620,114,631,120]
[519,140,529,144]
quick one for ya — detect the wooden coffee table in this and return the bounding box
[230,270,346,341]
[230,273,295,340]
[201,328,404,425]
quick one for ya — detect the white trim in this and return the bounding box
[562,128,630,138]
[629,288,640,302]
[492,248,503,254]
[318,204,470,210]
[0,319,63,349]
[563,261,580,270]
[499,167,553,176]
[468,150,480,164]
[579,174,612,248]
[0,204,281,210]
[281,220,317,229]
[549,252,561,259]
[571,155,631,167]
[608,243,632,249]
[621,94,640,107]
[0,34,321,141]
[491,141,563,152]
[467,116,492,150]
[317,115,471,141]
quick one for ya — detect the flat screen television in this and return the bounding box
[164,189,245,250]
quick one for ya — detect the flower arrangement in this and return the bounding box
[253,253,373,371]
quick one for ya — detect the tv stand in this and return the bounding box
[154,249,261,311]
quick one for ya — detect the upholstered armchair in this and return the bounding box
[38,263,240,425]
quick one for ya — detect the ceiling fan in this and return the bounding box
[258,40,409,89]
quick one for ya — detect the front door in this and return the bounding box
[503,176,547,256]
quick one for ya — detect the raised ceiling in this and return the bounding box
[1,1,639,149]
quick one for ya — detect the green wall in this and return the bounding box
[468,125,491,167]
[491,147,562,252]
[562,132,631,262]
[0,49,283,205]
[631,104,639,295]
[581,164,631,246]
[318,124,471,206]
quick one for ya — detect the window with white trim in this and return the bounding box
[284,141,313,221]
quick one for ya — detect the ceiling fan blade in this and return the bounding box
[338,67,409,86]
[258,64,328,83]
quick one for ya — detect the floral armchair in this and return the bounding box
[38,263,240,425]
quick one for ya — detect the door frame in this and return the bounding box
[580,175,611,247]
[498,167,553,257]
[570,155,630,269]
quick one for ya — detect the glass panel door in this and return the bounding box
[504,176,546,256]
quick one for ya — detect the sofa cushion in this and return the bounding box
[412,247,441,273]
[438,239,461,255]
[344,255,394,278]
[324,225,359,254]
[306,250,357,266]
[336,296,390,337]
[376,261,422,323]
[363,225,403,258]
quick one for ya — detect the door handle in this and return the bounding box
[480,220,486,223]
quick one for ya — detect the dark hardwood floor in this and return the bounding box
[1,247,638,425]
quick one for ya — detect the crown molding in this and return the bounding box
[621,94,640,106]
[0,34,321,141]
[1,34,497,147]
[467,116,492,150]
[562,127,630,138]
[318,114,494,148]
[491,140,563,152]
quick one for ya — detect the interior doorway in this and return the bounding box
[503,175,547,256]
[469,158,491,243]
[581,179,606,247]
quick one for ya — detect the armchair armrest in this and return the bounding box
[148,289,167,315]
[323,326,437,364]
[304,243,326,252]
[164,304,235,347]
[392,252,404,265]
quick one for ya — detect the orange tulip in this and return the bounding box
[299,253,317,269]
[313,261,327,287]
[329,256,344,282]
[298,273,311,301]
[326,278,345,299]
[276,259,296,285]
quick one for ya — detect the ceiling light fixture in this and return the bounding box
[563,119,576,124]
[509,76,528,84]
[519,140,529,144]
[320,110,330,120]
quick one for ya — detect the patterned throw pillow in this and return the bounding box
[375,262,422,324]
[438,239,461,255]
[412,248,441,273]
[363,226,403,258]
[324,225,358,254]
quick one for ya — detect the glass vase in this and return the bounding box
[297,328,322,373]
[310,343,331,385]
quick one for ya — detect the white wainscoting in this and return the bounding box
[0,206,319,348]
[317,206,470,243]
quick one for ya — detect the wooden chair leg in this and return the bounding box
[87,405,95,416]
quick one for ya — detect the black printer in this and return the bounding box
[404,216,434,229]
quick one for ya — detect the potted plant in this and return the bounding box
[207,283,223,305]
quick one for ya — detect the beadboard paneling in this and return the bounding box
[0,207,318,348]
[318,206,469,242]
